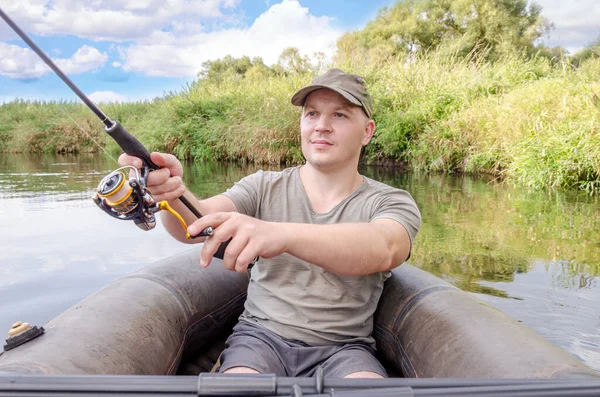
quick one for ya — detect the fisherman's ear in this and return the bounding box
[362,119,375,146]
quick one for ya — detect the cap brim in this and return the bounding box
[291,85,362,108]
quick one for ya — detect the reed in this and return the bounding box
[1,53,598,192]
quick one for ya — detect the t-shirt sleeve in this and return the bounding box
[221,170,264,217]
[370,187,421,255]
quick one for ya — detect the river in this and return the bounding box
[0,153,598,372]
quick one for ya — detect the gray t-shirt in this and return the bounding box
[222,166,421,347]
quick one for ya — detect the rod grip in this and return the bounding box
[105,121,159,170]
[213,239,254,270]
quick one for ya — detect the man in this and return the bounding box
[119,69,421,378]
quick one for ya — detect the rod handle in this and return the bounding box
[105,121,159,170]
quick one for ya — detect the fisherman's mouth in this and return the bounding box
[311,140,333,147]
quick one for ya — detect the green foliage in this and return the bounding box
[0,100,110,153]
[335,0,551,65]
[200,55,267,82]
[1,1,599,193]
[571,38,600,67]
[199,47,324,83]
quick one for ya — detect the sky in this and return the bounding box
[0,0,599,104]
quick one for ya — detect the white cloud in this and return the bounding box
[0,0,238,42]
[535,0,600,52]
[0,43,49,79]
[88,91,127,103]
[0,43,107,79]
[1,0,340,79]
[55,45,108,74]
[121,0,342,77]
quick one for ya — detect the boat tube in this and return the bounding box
[1,246,597,378]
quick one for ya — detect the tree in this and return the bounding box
[571,38,600,67]
[335,0,553,63]
[199,56,267,82]
[277,47,312,74]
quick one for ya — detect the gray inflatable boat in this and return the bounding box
[0,246,597,379]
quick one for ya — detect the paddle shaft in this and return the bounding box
[1,374,599,397]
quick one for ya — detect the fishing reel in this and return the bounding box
[93,165,253,266]
[93,165,159,231]
[93,165,213,240]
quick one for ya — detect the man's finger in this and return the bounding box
[198,216,237,267]
[149,152,166,167]
[150,152,183,177]
[146,168,172,187]
[118,153,142,168]
[151,185,186,203]
[200,232,230,268]
[147,176,182,195]
[222,234,250,271]
[236,244,258,272]
[188,212,232,236]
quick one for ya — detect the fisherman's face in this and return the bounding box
[300,89,374,172]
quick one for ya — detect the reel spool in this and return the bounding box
[97,171,137,214]
[93,166,158,231]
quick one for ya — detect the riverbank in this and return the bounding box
[1,54,599,192]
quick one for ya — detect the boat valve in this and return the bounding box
[3,321,45,352]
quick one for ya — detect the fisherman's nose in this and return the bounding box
[315,116,332,133]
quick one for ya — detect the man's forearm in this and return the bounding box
[279,221,410,276]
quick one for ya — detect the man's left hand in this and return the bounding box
[188,213,287,272]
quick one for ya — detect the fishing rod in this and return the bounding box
[0,7,220,242]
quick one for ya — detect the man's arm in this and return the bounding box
[281,219,410,276]
[191,212,411,275]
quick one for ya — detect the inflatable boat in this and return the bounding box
[0,246,598,379]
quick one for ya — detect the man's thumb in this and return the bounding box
[150,152,167,167]
[150,152,183,176]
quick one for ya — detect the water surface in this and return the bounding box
[0,154,598,372]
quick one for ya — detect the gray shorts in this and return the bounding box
[218,321,387,378]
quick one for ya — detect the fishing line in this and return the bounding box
[57,106,119,165]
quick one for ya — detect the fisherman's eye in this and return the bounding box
[307,111,317,117]
[334,113,346,118]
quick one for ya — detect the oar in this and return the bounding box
[2,374,600,396]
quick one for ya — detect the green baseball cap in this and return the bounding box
[291,68,373,119]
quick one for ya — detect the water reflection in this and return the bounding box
[0,154,598,372]
[0,153,112,200]
[360,167,600,371]
[361,169,600,292]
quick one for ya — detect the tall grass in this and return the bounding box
[1,53,599,192]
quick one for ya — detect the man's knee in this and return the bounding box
[223,366,261,374]
[344,371,384,378]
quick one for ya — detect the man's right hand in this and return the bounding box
[118,152,186,203]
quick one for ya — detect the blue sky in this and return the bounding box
[1,0,598,104]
